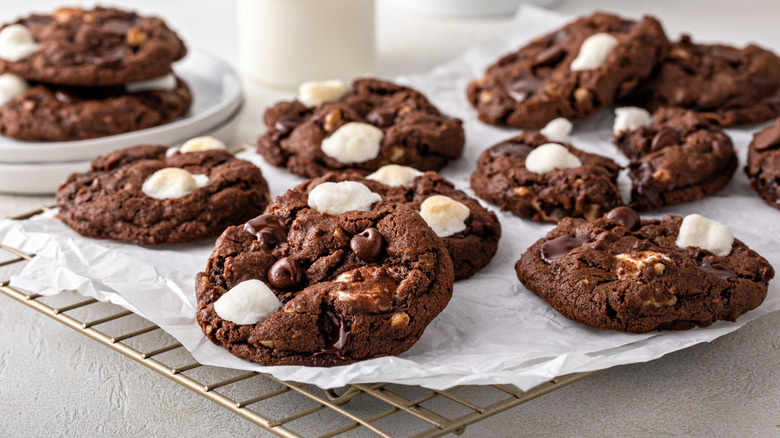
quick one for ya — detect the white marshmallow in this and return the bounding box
[125,73,178,93]
[298,79,347,108]
[613,107,652,135]
[0,24,39,62]
[524,143,582,174]
[321,122,384,163]
[0,73,29,106]
[570,32,618,71]
[213,279,282,325]
[540,117,573,144]
[141,168,209,199]
[675,214,734,257]
[180,136,227,153]
[308,181,382,215]
[366,164,422,186]
[419,195,470,237]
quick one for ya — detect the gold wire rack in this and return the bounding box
[0,206,597,437]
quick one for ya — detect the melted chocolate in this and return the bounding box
[316,308,350,359]
[541,235,587,263]
[489,142,534,159]
[268,257,305,290]
[533,46,566,67]
[752,119,780,151]
[350,228,386,262]
[244,214,286,246]
[605,206,641,231]
[650,128,680,152]
[507,76,541,103]
[701,263,736,279]
[366,109,395,127]
[274,114,305,135]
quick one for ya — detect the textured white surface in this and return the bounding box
[1,0,780,436]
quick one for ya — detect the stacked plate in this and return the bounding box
[0,51,243,194]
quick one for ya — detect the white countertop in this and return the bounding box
[2,1,779,436]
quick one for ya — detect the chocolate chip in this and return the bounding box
[540,235,586,263]
[507,76,541,103]
[316,308,350,358]
[534,46,566,67]
[244,214,286,246]
[268,257,305,290]
[710,46,742,64]
[273,114,305,135]
[366,109,395,127]
[605,206,641,231]
[350,228,386,262]
[650,128,680,152]
[101,19,133,35]
[752,120,780,151]
[700,262,736,279]
[83,46,130,66]
[55,90,81,104]
[489,142,534,159]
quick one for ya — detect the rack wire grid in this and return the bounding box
[0,206,597,437]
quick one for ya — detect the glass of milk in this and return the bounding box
[237,0,375,89]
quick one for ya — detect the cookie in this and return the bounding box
[195,183,454,366]
[57,144,270,245]
[295,166,501,280]
[470,120,622,223]
[466,12,669,129]
[516,208,774,332]
[257,78,465,178]
[0,7,187,86]
[613,107,737,211]
[623,35,780,126]
[0,74,191,141]
[746,116,780,208]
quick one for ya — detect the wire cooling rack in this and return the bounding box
[0,207,597,437]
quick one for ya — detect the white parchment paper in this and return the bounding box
[3,5,780,390]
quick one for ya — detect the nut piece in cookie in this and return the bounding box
[56,145,270,245]
[470,119,622,223]
[516,207,774,332]
[466,12,669,128]
[746,116,780,208]
[295,167,502,280]
[195,189,455,366]
[613,107,737,211]
[621,35,780,126]
[257,78,465,177]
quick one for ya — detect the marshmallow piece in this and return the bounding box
[540,118,573,144]
[366,164,423,186]
[525,143,582,174]
[180,136,227,153]
[308,181,382,215]
[419,195,470,237]
[0,24,39,62]
[613,107,652,135]
[214,279,282,325]
[321,122,384,163]
[570,33,618,71]
[125,73,178,93]
[675,214,734,257]
[141,168,209,199]
[298,80,347,108]
[0,73,29,106]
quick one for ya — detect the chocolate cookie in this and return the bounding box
[0,76,191,141]
[0,7,187,86]
[470,129,622,223]
[257,78,465,177]
[516,208,774,333]
[295,167,501,280]
[57,145,270,245]
[614,107,737,211]
[746,116,780,208]
[624,35,780,126]
[466,12,669,129]
[195,186,454,366]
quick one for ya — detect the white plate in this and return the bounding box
[0,50,242,164]
[0,100,244,195]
